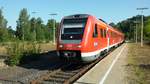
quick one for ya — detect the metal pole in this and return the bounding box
[49,13,57,44]
[141,14,143,47]
[137,7,149,47]
[53,19,55,44]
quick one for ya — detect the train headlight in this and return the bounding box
[77,45,81,48]
[59,44,63,48]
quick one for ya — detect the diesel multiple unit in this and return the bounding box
[57,14,124,62]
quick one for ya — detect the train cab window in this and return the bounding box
[61,18,87,40]
[93,24,98,38]
[100,29,103,38]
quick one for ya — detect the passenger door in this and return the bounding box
[93,24,99,50]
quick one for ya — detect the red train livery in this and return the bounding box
[57,14,124,62]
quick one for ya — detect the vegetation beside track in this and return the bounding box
[0,42,55,66]
[126,43,150,84]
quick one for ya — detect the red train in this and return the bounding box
[57,14,124,62]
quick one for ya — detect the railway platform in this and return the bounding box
[75,43,128,84]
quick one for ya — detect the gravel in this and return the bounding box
[0,50,62,84]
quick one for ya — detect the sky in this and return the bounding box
[0,0,150,29]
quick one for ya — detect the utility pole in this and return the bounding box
[137,8,149,47]
[49,13,57,44]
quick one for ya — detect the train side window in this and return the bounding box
[114,33,116,38]
[107,31,110,38]
[110,32,112,38]
[111,32,113,38]
[100,29,103,38]
[104,29,106,38]
[93,24,98,38]
[109,31,111,38]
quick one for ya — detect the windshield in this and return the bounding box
[61,18,87,40]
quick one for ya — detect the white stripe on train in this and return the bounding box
[81,41,123,57]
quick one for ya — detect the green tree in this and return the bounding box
[0,9,9,42]
[16,8,30,41]
[30,17,37,41]
[144,16,150,40]
[109,22,117,28]
[46,19,58,42]
[46,19,53,41]
[36,17,45,41]
[55,22,60,39]
[116,15,150,42]
[116,16,140,40]
[7,26,15,41]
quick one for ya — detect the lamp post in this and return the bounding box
[137,7,149,47]
[49,13,57,44]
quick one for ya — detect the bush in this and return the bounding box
[6,41,41,66]
[20,42,41,64]
[6,42,23,66]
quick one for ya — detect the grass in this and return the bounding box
[0,42,55,55]
[126,43,150,84]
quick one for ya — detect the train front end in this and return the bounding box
[57,14,89,62]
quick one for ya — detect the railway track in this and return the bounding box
[0,49,113,84]
[30,53,109,84]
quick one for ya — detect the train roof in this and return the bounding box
[99,19,108,24]
[97,18,124,36]
[63,14,124,36]
[63,14,90,19]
